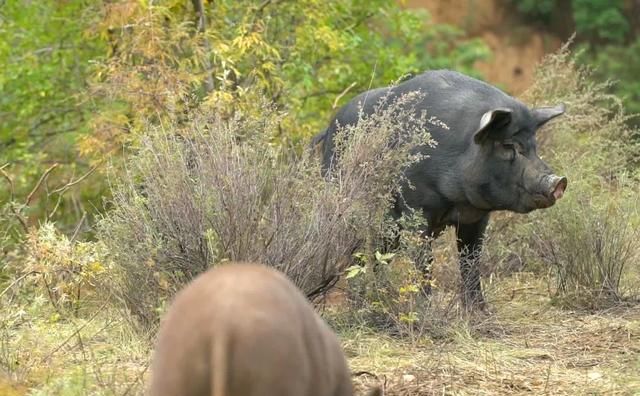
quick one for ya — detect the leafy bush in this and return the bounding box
[580,38,640,123]
[510,0,557,23]
[0,0,489,240]
[90,0,489,153]
[572,0,629,44]
[0,1,107,230]
[338,208,463,341]
[98,91,431,329]
[510,0,631,44]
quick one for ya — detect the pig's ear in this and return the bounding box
[533,103,565,128]
[473,108,512,144]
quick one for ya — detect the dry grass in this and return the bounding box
[346,273,640,395]
[1,271,638,395]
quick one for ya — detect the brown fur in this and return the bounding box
[148,262,362,396]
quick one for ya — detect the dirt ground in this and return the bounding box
[404,0,563,95]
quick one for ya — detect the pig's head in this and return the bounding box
[462,103,567,214]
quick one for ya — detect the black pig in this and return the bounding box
[315,70,567,308]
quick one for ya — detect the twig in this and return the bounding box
[352,370,379,379]
[0,167,29,231]
[333,82,357,110]
[70,212,87,243]
[0,165,14,202]
[41,275,63,315]
[50,164,99,195]
[25,163,58,206]
[0,271,38,299]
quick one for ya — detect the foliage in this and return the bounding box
[98,90,431,328]
[579,38,640,124]
[572,0,629,44]
[0,0,107,228]
[510,0,557,23]
[509,1,639,127]
[342,210,460,341]
[0,294,149,395]
[23,223,109,313]
[510,0,631,44]
[0,0,488,238]
[90,0,489,152]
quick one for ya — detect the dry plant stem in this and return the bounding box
[122,362,150,396]
[0,271,38,299]
[70,212,87,243]
[333,82,357,109]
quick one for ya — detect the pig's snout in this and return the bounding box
[544,175,567,203]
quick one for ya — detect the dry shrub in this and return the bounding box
[485,41,640,309]
[533,184,639,308]
[98,93,431,329]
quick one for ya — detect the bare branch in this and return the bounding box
[191,0,214,94]
[256,0,273,13]
[25,163,58,206]
[0,167,29,232]
[50,164,99,195]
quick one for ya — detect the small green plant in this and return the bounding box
[510,0,557,23]
[579,38,640,124]
[342,209,459,341]
[572,0,629,44]
[510,0,631,44]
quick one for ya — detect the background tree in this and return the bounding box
[510,0,640,126]
[0,1,106,233]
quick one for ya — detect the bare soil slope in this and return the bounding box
[405,0,562,94]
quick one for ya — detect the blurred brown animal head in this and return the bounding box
[149,262,372,396]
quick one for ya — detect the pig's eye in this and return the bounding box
[502,142,515,150]
[501,142,517,161]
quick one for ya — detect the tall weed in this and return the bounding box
[486,42,640,308]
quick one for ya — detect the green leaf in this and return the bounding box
[345,265,365,279]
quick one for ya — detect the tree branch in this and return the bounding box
[25,163,58,206]
[192,0,214,94]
